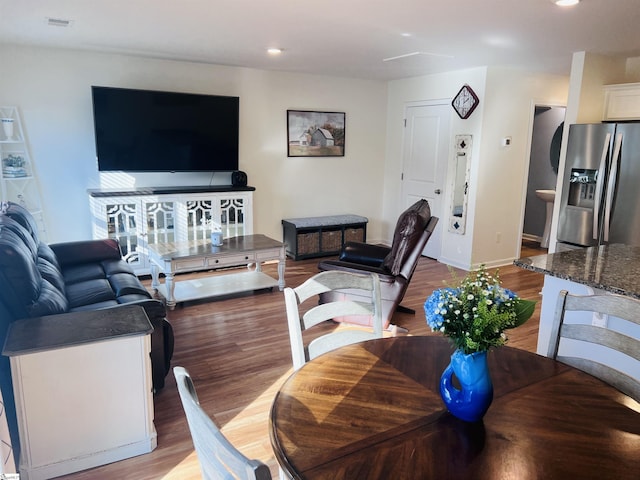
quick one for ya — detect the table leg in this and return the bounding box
[165,272,176,310]
[150,263,160,292]
[277,257,286,291]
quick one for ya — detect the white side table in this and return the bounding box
[3,305,156,480]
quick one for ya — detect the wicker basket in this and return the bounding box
[321,230,342,252]
[344,227,365,243]
[297,232,320,255]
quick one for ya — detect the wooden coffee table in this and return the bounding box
[147,234,285,309]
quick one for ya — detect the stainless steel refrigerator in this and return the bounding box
[557,122,640,249]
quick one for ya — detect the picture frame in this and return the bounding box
[287,110,345,157]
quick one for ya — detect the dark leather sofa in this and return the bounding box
[0,201,174,460]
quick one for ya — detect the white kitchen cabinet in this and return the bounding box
[88,186,254,274]
[603,83,640,121]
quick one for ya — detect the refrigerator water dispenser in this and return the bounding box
[567,169,597,208]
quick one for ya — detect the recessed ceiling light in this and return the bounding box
[554,0,580,6]
[401,33,412,37]
[267,48,283,55]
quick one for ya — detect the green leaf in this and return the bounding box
[513,299,536,327]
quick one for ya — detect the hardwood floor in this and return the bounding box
[58,246,546,479]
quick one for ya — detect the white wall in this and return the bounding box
[385,68,487,268]
[626,56,640,80]
[1,44,572,268]
[0,45,388,243]
[386,68,569,269]
[475,68,569,267]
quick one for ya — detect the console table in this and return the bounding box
[3,305,156,480]
[282,214,368,260]
[88,185,255,274]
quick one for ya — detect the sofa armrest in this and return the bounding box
[50,239,123,267]
[339,242,390,267]
[122,298,167,320]
[105,299,174,390]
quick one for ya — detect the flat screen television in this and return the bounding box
[91,86,239,172]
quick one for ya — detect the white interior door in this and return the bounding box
[401,102,451,259]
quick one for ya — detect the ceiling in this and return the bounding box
[1,0,639,81]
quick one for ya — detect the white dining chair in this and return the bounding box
[547,290,640,402]
[173,366,272,480]
[284,270,383,371]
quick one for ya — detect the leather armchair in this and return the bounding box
[318,199,438,329]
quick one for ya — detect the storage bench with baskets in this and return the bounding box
[282,214,368,260]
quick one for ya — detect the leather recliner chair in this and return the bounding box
[318,199,438,329]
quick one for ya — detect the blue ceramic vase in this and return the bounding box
[440,349,493,422]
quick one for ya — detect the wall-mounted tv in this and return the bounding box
[91,86,239,172]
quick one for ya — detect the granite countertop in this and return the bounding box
[514,243,640,299]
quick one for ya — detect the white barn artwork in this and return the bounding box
[311,128,334,147]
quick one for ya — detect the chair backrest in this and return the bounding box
[285,270,383,371]
[173,367,272,480]
[396,215,438,281]
[382,198,434,278]
[547,290,640,402]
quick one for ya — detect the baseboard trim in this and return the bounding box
[20,435,157,480]
[522,233,542,243]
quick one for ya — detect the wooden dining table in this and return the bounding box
[269,336,640,479]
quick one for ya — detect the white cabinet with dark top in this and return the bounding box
[89,186,254,274]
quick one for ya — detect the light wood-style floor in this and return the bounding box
[58,244,546,479]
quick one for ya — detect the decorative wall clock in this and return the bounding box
[452,85,479,119]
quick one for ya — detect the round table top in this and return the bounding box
[270,335,640,479]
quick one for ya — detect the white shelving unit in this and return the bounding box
[0,106,47,239]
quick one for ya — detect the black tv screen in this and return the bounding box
[91,86,239,172]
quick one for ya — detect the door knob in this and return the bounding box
[434,189,442,195]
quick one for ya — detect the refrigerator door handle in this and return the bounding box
[603,133,623,242]
[593,133,611,240]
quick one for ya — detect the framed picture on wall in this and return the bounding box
[287,110,345,157]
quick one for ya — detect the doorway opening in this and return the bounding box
[522,105,565,252]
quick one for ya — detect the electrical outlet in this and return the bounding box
[496,232,502,243]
